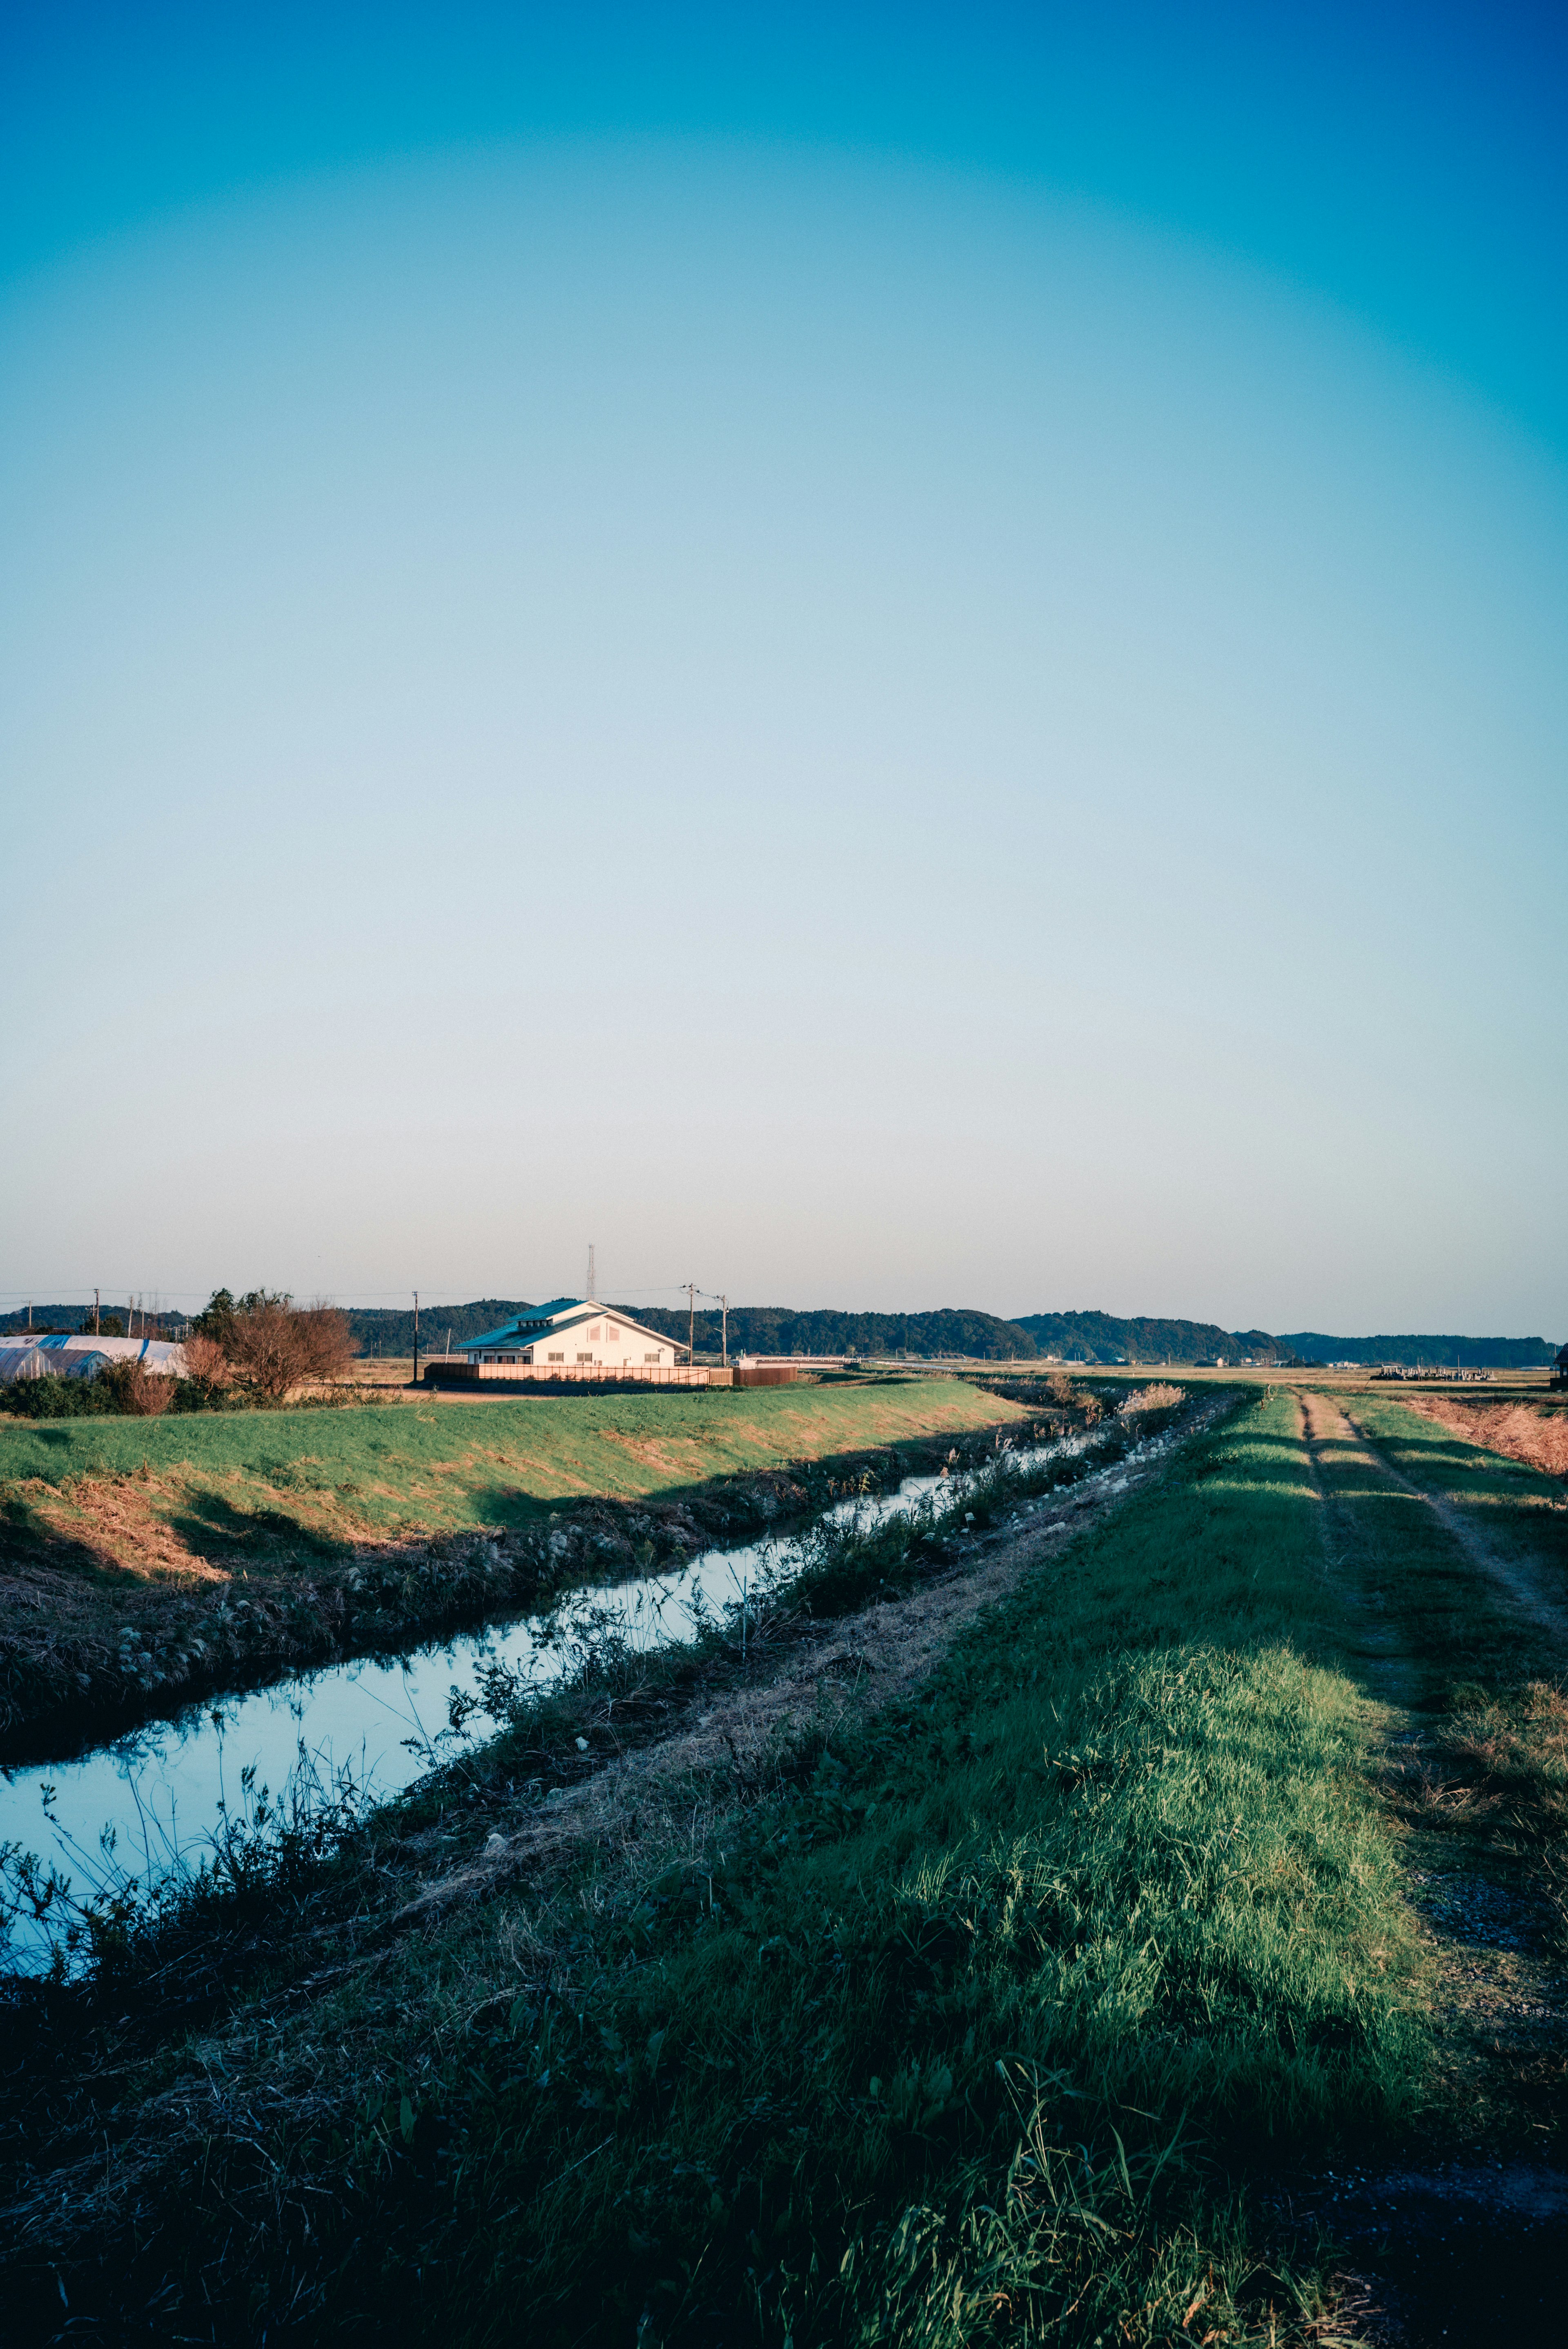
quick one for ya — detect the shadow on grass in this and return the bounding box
[165,1491,351,1563]
[1339,1418,1558,1479]
[449,1415,1067,1550]
[0,1489,115,1583]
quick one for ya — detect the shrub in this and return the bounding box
[0,1373,104,1419]
[0,1362,176,1419]
[94,1358,174,1416]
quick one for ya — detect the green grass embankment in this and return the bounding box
[1299,1387,1568,2159]
[15,1390,1429,2341]
[424,1388,1422,2342]
[0,1380,1027,1544]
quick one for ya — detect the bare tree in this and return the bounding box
[181,1333,232,1391]
[225,1297,302,1401]
[293,1304,354,1385]
[219,1297,356,1401]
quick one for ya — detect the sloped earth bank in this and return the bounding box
[1290,1391,1568,2344]
[0,1392,1277,2345]
[0,1404,1056,1764]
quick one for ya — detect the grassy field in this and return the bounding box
[0,1387,1442,2344]
[1349,1390,1568,1598]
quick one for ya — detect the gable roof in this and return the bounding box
[465,1300,679,1354]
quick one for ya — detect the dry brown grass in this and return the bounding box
[24,1475,225,1584]
[1123,1382,1187,1414]
[1401,1394,1568,1481]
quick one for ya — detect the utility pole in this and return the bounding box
[720,1293,728,1368]
[94,1289,100,1335]
[412,1291,420,1388]
[685,1281,698,1366]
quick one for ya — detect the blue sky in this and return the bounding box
[2,3,1564,1331]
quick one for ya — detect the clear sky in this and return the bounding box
[2,3,1564,1335]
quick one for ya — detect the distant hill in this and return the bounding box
[623,1305,1038,1362]
[343,1301,536,1355]
[1013,1312,1289,1365]
[0,1306,87,1336]
[9,1300,1552,1373]
[0,1304,182,1339]
[1278,1332,1559,1368]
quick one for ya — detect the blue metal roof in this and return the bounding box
[465,1299,589,1350]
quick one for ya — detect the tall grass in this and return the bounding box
[423,1393,1424,2346]
[5,1390,1427,2343]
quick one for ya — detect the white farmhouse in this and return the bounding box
[461,1298,690,1382]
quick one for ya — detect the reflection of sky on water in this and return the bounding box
[0,1451,1063,1970]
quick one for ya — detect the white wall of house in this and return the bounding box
[468,1307,675,1372]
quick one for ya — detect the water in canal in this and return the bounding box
[0,1440,1095,1970]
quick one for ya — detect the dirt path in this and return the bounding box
[392,1415,1211,1926]
[1297,1389,1423,1705]
[1292,1388,1568,2345]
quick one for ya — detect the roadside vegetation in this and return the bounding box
[1376,1387,1568,1484]
[0,1292,356,1421]
[0,1388,1435,2343]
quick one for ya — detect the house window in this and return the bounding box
[577,1352,594,1363]
[589,1324,601,1340]
[547,1351,564,1362]
[606,1324,619,1341]
[644,1353,660,1363]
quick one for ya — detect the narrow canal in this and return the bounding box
[0,1439,1096,1970]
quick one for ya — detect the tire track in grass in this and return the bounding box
[1341,1404,1568,1649]
[1293,1387,1568,2346]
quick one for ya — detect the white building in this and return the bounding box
[461,1298,694,1382]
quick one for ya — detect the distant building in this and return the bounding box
[736,1355,853,1369]
[1553,1345,1568,1391]
[458,1298,688,1382]
[0,1333,186,1385]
